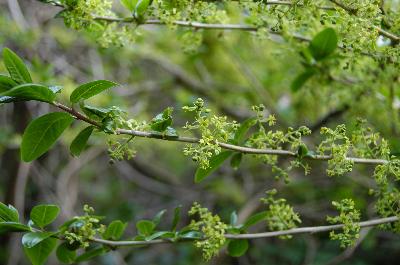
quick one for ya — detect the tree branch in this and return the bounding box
[91,215,399,246]
[52,101,390,165]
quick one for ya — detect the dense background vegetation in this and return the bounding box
[0,0,399,264]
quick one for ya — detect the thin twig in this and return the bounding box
[91,215,399,246]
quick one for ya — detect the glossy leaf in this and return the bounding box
[150,107,173,132]
[0,74,17,92]
[233,117,257,144]
[30,204,60,228]
[22,232,55,248]
[195,151,232,183]
[24,237,57,265]
[56,243,76,264]
[242,211,268,229]
[2,48,32,84]
[70,80,118,103]
[227,239,249,257]
[309,28,338,60]
[0,222,31,234]
[21,112,74,162]
[103,220,127,240]
[0,202,19,222]
[70,126,95,156]
[75,247,107,262]
[1,83,56,103]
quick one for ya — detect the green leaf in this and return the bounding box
[70,126,94,156]
[195,151,233,183]
[227,239,249,257]
[120,0,138,11]
[136,220,155,236]
[0,202,19,222]
[21,112,74,162]
[242,211,268,229]
[152,209,167,227]
[178,231,203,239]
[150,107,173,132]
[56,243,76,264]
[1,83,56,103]
[81,104,111,119]
[103,220,127,240]
[145,231,174,241]
[134,0,151,17]
[30,205,60,228]
[0,74,17,92]
[0,222,31,234]
[233,117,257,144]
[75,247,107,262]
[22,232,55,248]
[309,28,338,60]
[297,144,309,158]
[70,80,118,103]
[171,205,181,231]
[230,153,243,170]
[24,237,57,265]
[291,68,316,92]
[2,48,32,84]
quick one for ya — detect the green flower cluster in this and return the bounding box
[62,205,105,248]
[183,98,238,169]
[261,189,301,239]
[327,199,360,248]
[188,202,227,261]
[318,125,353,176]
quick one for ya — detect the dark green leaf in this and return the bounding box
[0,202,19,222]
[297,144,309,158]
[145,231,174,241]
[22,232,55,248]
[242,211,268,229]
[178,231,203,239]
[0,222,31,234]
[227,239,249,257]
[291,68,316,92]
[30,204,60,228]
[21,112,74,162]
[81,104,111,119]
[171,205,181,231]
[70,80,118,103]
[1,83,56,103]
[103,220,127,240]
[150,107,173,132]
[135,0,151,17]
[70,126,94,156]
[195,151,233,183]
[136,220,155,236]
[233,117,257,144]
[0,74,17,92]
[56,243,76,264]
[230,153,243,170]
[2,48,32,84]
[24,237,57,265]
[75,247,107,262]
[309,28,338,60]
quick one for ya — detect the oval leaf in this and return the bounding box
[136,220,155,236]
[2,83,56,103]
[24,237,57,265]
[56,243,76,264]
[2,48,32,84]
[21,112,74,162]
[195,151,232,183]
[309,28,338,60]
[103,220,127,240]
[70,126,94,156]
[0,222,31,234]
[227,239,249,257]
[30,204,60,228]
[22,232,55,248]
[70,80,118,103]
[291,68,316,92]
[0,202,19,222]
[0,74,17,92]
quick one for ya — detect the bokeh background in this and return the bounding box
[1,0,400,264]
